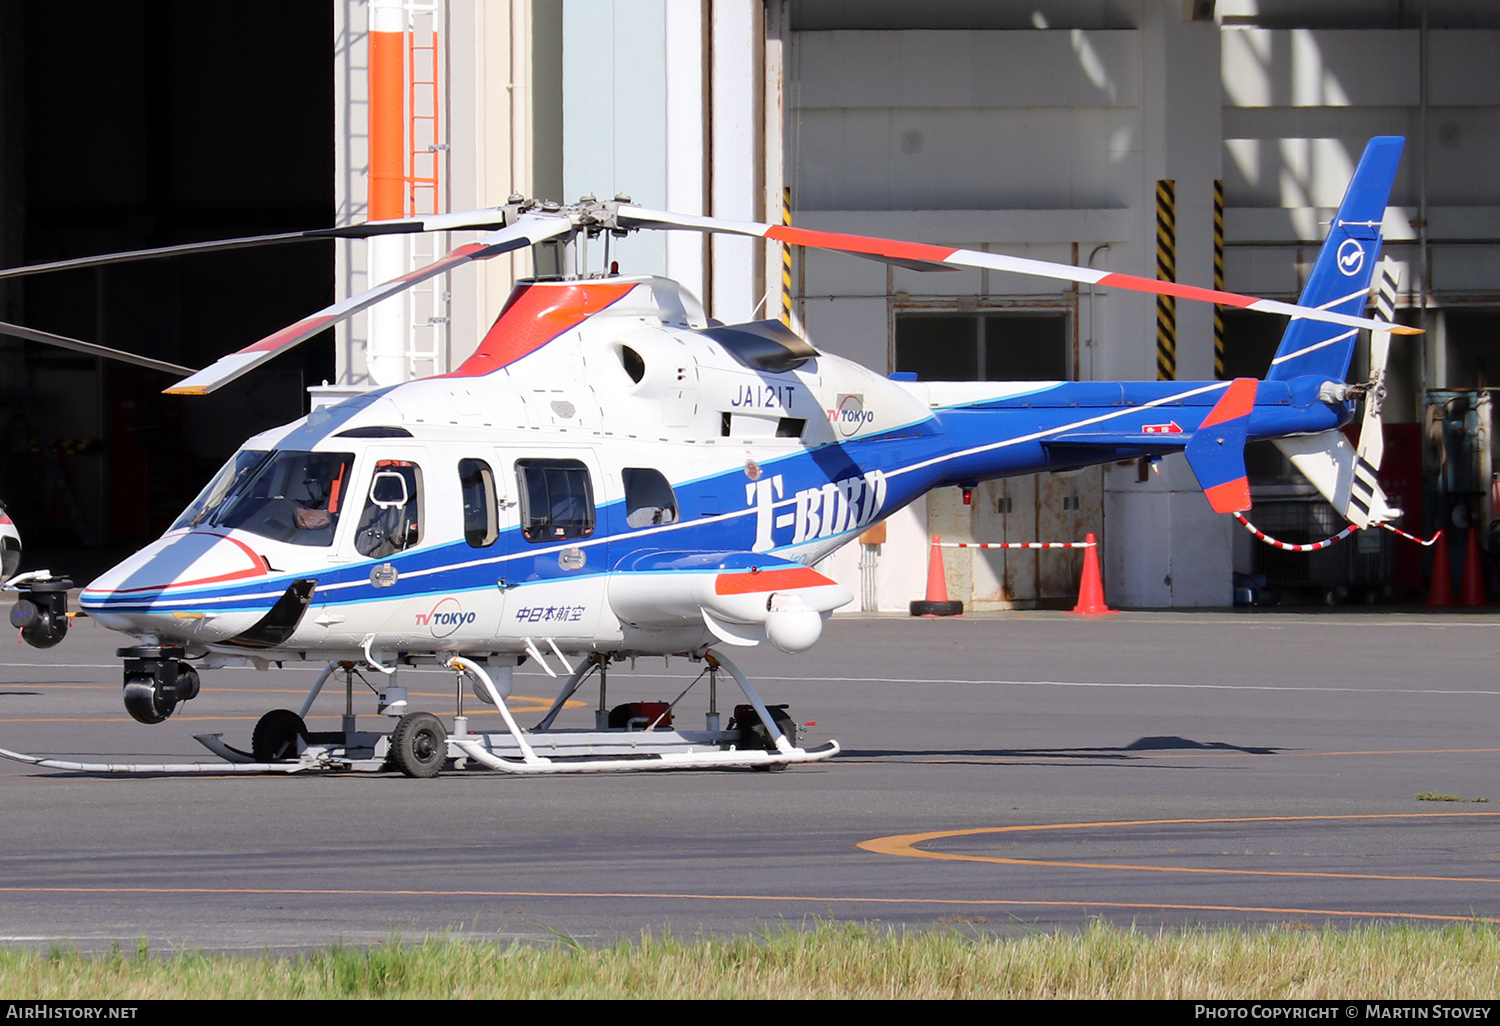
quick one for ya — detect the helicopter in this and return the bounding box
[0,502,20,583]
[0,137,1414,777]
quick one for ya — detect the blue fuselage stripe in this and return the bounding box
[81,378,1345,615]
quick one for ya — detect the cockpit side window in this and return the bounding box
[516,459,595,543]
[211,451,354,547]
[355,460,424,559]
[622,468,678,528]
[459,458,498,548]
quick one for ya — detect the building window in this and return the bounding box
[895,312,1068,381]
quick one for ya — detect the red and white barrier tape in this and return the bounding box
[1377,522,1442,547]
[937,541,1095,550]
[941,521,1440,556]
[1233,513,1441,551]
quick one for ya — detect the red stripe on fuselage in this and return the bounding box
[99,532,268,595]
[448,281,637,377]
[714,566,834,596]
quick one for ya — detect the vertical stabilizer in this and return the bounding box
[1265,137,1403,384]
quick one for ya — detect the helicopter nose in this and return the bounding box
[80,531,273,639]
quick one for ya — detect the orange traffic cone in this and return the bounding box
[1460,529,1488,607]
[1426,530,1453,607]
[909,535,963,617]
[1070,532,1116,615]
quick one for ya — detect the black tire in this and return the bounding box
[734,704,796,750]
[123,675,175,724]
[251,709,307,762]
[909,599,963,617]
[736,705,797,772]
[388,711,448,778]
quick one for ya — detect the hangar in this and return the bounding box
[3,1,1499,607]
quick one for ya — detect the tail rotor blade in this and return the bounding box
[1357,258,1401,475]
[1347,258,1405,526]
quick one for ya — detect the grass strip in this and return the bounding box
[4,921,1500,999]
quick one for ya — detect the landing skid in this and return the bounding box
[0,648,838,776]
[0,744,305,774]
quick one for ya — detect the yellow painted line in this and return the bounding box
[0,884,1490,925]
[861,812,1500,886]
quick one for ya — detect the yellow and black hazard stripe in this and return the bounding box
[1155,179,1176,380]
[1213,179,1225,379]
[780,186,794,326]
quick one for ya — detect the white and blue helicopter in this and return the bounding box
[2,138,1414,777]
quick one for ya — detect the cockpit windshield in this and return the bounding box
[207,450,356,547]
[170,450,271,532]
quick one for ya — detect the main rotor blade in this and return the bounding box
[319,208,511,237]
[0,209,514,281]
[0,233,321,281]
[164,214,571,396]
[0,320,195,376]
[617,206,1423,338]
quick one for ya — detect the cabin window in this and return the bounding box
[622,468,678,528]
[516,459,595,543]
[210,450,354,547]
[355,460,424,558]
[895,312,1068,381]
[459,458,498,548]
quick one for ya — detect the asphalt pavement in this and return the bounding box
[1,607,1497,951]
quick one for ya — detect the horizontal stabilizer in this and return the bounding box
[1050,432,1188,450]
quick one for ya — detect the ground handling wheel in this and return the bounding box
[730,703,797,771]
[387,711,448,778]
[251,709,308,762]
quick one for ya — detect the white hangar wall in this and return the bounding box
[781,1,1500,610]
[335,0,1500,610]
[790,5,1230,609]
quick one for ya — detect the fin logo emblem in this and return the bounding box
[1336,239,1365,277]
